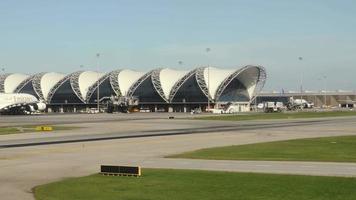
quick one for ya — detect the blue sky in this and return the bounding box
[1,0,356,91]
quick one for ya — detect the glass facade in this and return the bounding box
[218,78,250,102]
[5,67,265,109]
[18,82,38,98]
[50,80,84,104]
[88,78,116,103]
[172,75,208,103]
[133,77,166,103]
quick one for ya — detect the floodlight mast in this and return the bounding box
[323,75,327,106]
[298,56,303,109]
[96,53,100,112]
[206,48,211,112]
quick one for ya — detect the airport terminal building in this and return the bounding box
[0,66,267,112]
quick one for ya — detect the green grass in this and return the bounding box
[34,168,356,200]
[0,125,79,135]
[0,127,21,135]
[196,111,356,121]
[22,125,79,131]
[170,135,356,162]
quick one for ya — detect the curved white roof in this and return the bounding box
[118,70,144,96]
[40,72,65,100]
[2,66,266,104]
[159,69,188,99]
[203,67,234,99]
[235,66,260,98]
[78,71,105,100]
[4,73,29,93]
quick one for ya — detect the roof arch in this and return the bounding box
[78,71,105,102]
[32,72,47,100]
[0,73,29,93]
[151,68,167,102]
[0,73,11,93]
[41,72,66,101]
[127,69,169,103]
[14,74,36,93]
[108,69,144,96]
[215,65,267,102]
[170,68,209,103]
[108,69,122,96]
[126,68,189,103]
[202,67,235,100]
[168,68,197,102]
[170,67,235,103]
[3,66,267,105]
[32,72,66,102]
[158,68,189,101]
[127,70,154,97]
[85,72,111,102]
[195,67,211,100]
[47,71,84,103]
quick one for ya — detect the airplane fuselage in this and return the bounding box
[0,93,46,115]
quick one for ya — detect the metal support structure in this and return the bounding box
[70,71,85,103]
[32,72,47,101]
[206,47,211,110]
[86,73,110,103]
[151,68,169,103]
[250,66,267,103]
[195,67,212,101]
[0,73,10,93]
[14,74,36,93]
[127,70,154,97]
[215,66,247,101]
[96,53,100,111]
[168,69,197,102]
[108,69,123,96]
[214,65,267,103]
[47,71,85,104]
[4,66,267,109]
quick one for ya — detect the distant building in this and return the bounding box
[0,65,267,112]
[258,91,356,108]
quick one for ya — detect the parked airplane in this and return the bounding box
[0,93,46,115]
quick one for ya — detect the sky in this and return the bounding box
[0,0,356,91]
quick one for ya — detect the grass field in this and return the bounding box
[170,135,356,162]
[196,111,356,121]
[0,125,79,135]
[34,168,356,200]
[0,127,21,135]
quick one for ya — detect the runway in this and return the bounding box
[1,114,356,200]
[0,116,354,148]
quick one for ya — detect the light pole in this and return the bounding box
[254,93,258,112]
[178,60,183,67]
[206,48,211,112]
[96,53,100,112]
[178,61,184,112]
[317,75,327,108]
[298,57,303,107]
[323,75,327,107]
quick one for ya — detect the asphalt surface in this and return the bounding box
[0,112,193,126]
[1,113,356,200]
[0,117,353,148]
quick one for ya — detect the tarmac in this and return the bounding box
[1,113,356,200]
